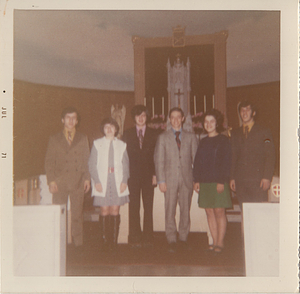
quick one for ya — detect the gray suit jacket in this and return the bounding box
[154,129,198,190]
[45,131,90,191]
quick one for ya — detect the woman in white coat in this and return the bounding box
[89,117,130,251]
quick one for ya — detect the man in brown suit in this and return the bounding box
[45,107,90,250]
[230,100,275,207]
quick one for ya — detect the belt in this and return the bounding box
[108,167,114,173]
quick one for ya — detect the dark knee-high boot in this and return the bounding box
[110,214,120,251]
[99,215,110,251]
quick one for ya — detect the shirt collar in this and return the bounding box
[171,128,182,135]
[63,128,76,140]
[243,121,255,133]
[136,125,146,137]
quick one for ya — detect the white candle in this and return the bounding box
[212,94,215,108]
[194,95,196,115]
[204,95,206,112]
[152,97,154,118]
[144,97,146,106]
[162,97,164,116]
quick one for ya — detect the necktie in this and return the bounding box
[138,129,143,149]
[175,131,181,150]
[244,126,249,139]
[68,131,72,145]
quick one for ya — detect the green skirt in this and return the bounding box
[198,183,232,208]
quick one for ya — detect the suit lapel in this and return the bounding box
[143,127,151,147]
[167,130,179,153]
[58,131,70,150]
[132,128,140,149]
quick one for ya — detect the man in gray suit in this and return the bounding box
[154,107,198,253]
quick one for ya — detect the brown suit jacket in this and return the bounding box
[230,123,275,183]
[45,131,90,191]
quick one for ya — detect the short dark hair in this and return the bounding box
[100,117,119,137]
[131,105,149,121]
[61,106,79,120]
[238,99,257,117]
[169,107,184,118]
[202,108,225,134]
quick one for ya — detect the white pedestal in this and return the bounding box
[243,202,279,276]
[13,205,66,276]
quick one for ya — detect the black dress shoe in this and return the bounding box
[168,242,177,253]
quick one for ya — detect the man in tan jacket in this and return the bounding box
[45,107,90,250]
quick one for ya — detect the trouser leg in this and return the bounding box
[128,181,142,243]
[177,178,192,242]
[164,183,178,244]
[141,181,154,242]
[69,188,84,247]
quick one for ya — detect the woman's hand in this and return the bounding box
[194,182,200,193]
[120,183,127,193]
[95,183,103,192]
[230,180,236,192]
[217,183,224,194]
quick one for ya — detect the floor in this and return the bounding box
[66,222,245,277]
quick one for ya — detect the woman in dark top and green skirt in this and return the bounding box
[193,109,232,253]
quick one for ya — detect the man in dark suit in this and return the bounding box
[154,107,198,253]
[45,107,91,250]
[122,105,158,248]
[230,100,275,207]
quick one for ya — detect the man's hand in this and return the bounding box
[230,179,236,192]
[152,175,157,186]
[120,183,127,194]
[84,180,91,193]
[260,179,271,191]
[194,182,200,193]
[49,182,58,194]
[95,183,103,193]
[159,182,167,193]
[217,183,224,194]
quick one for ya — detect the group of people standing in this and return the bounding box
[45,99,275,256]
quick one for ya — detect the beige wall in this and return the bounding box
[13,80,135,180]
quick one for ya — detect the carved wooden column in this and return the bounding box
[213,31,228,124]
[132,36,146,105]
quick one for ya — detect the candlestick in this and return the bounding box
[152,97,154,118]
[204,95,206,113]
[212,94,215,108]
[194,95,196,115]
[162,97,164,116]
